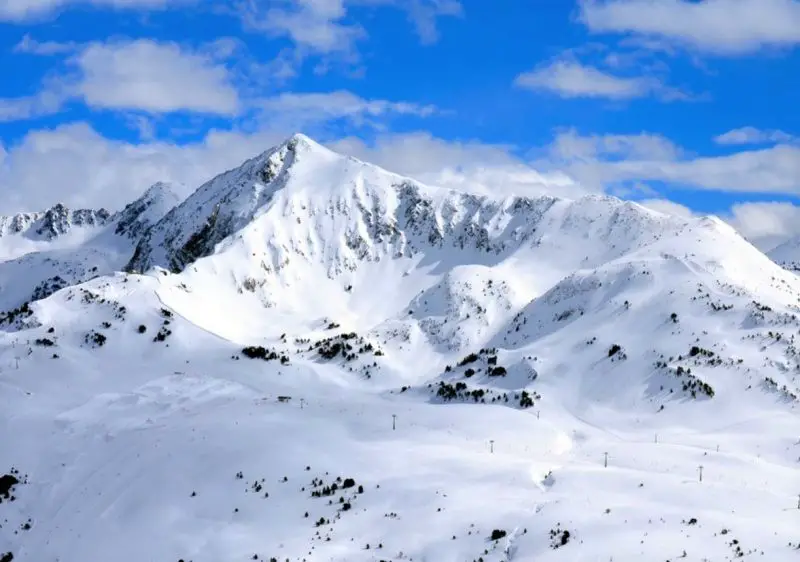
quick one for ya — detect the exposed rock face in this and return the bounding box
[0,204,110,241]
[113,182,183,241]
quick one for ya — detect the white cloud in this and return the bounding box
[714,126,795,146]
[237,0,462,59]
[579,0,800,55]
[73,40,240,114]
[14,34,78,55]
[0,89,65,122]
[403,0,463,44]
[0,122,287,213]
[514,60,669,100]
[0,0,189,21]
[0,39,241,118]
[726,201,800,250]
[638,198,695,218]
[329,132,588,199]
[2,38,439,128]
[539,129,800,195]
[241,0,364,55]
[547,128,683,161]
[258,91,438,129]
[0,124,587,215]
[623,146,800,194]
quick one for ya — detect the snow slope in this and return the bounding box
[1,134,798,562]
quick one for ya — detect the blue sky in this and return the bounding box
[0,0,799,250]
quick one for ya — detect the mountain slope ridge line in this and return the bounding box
[0,132,798,562]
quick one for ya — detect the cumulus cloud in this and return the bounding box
[547,128,683,161]
[0,89,65,122]
[330,132,588,199]
[579,0,800,55]
[0,124,588,215]
[0,122,288,213]
[402,0,462,44]
[638,198,695,218]
[0,39,241,118]
[14,34,78,55]
[0,0,191,22]
[726,200,800,250]
[74,40,241,114]
[514,60,683,100]
[239,0,364,55]
[2,37,446,126]
[258,90,438,129]
[237,0,462,60]
[714,126,795,146]
[539,129,800,196]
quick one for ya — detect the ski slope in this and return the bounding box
[0,134,798,562]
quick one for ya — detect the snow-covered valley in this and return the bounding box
[0,134,798,562]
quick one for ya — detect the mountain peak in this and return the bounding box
[287,132,345,163]
[142,181,181,200]
[286,132,317,147]
[113,181,184,240]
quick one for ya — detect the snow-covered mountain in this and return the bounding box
[1,134,798,562]
[0,203,110,241]
[113,181,184,241]
[0,182,182,311]
[770,236,800,272]
[0,204,111,261]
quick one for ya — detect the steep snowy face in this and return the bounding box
[115,133,709,350]
[0,133,719,349]
[126,134,690,280]
[125,136,305,273]
[113,182,184,241]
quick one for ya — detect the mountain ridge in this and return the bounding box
[0,133,798,562]
[0,203,111,241]
[0,182,182,311]
[769,235,800,272]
